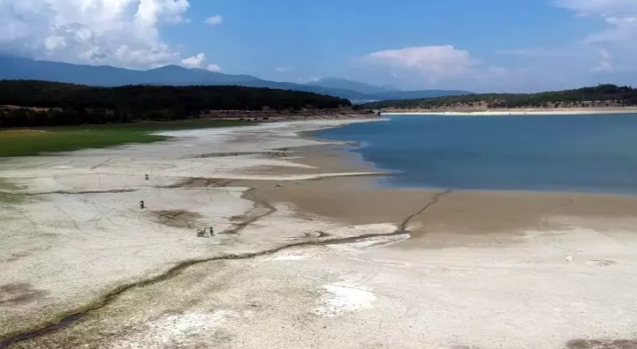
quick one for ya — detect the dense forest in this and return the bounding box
[0,80,351,128]
[360,84,637,110]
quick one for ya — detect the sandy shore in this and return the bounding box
[383,107,637,116]
[2,119,637,349]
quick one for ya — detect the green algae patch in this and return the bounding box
[0,119,250,157]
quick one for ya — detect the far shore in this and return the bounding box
[382,107,637,116]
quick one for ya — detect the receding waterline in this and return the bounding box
[315,114,637,195]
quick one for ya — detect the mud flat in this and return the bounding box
[2,119,637,349]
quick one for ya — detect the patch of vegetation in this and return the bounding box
[0,119,249,157]
[0,80,352,128]
[360,84,637,109]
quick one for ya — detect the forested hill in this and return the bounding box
[0,80,351,128]
[360,84,637,110]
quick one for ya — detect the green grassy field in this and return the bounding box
[0,119,250,157]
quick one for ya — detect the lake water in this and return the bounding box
[314,114,637,195]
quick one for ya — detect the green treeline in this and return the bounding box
[360,84,637,109]
[0,80,351,128]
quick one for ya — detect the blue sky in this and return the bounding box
[1,0,636,92]
[170,1,583,73]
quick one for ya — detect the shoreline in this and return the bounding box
[301,117,637,199]
[4,119,637,348]
[268,126,637,235]
[299,131,382,175]
[382,107,637,116]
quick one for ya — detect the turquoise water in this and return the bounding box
[314,114,637,194]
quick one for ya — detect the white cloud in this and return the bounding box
[585,16,637,45]
[592,60,613,72]
[489,0,637,90]
[137,0,190,27]
[556,0,637,52]
[204,15,223,26]
[556,0,637,17]
[180,53,221,72]
[355,45,524,91]
[276,67,290,73]
[497,47,578,58]
[206,64,221,72]
[0,0,190,69]
[592,49,613,72]
[362,46,478,82]
[44,36,67,50]
[181,52,205,68]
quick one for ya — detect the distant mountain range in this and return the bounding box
[0,56,471,102]
[307,77,396,95]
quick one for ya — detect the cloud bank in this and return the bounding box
[0,0,190,68]
[363,46,478,82]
